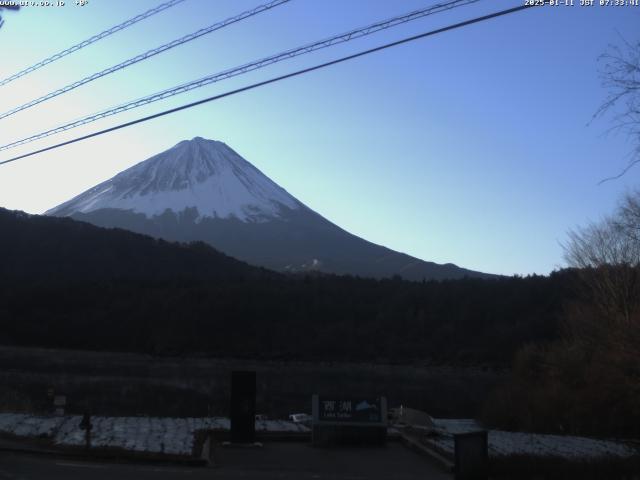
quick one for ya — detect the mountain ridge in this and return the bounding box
[47,137,494,281]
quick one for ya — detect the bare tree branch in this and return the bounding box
[564,190,640,321]
[594,36,640,181]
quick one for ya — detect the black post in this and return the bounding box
[454,430,488,480]
[80,409,92,450]
[230,371,256,444]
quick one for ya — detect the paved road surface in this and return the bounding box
[0,442,451,479]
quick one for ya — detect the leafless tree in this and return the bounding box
[595,38,640,183]
[486,192,640,436]
[616,189,640,241]
[564,191,640,321]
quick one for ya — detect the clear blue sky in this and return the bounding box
[0,0,638,276]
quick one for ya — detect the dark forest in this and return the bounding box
[0,208,571,364]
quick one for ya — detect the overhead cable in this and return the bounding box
[0,0,480,152]
[0,0,188,87]
[0,0,291,120]
[0,3,539,166]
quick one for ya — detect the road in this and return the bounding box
[0,442,451,479]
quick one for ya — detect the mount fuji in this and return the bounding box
[47,137,490,280]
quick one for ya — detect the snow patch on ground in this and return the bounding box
[4,413,631,461]
[0,413,309,456]
[0,413,67,438]
[429,418,637,460]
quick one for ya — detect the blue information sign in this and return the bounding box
[318,398,382,423]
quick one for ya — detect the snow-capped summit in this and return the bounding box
[48,137,300,221]
[47,137,493,281]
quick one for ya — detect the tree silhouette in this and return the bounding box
[595,37,640,182]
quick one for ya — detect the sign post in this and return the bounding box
[79,410,92,450]
[53,395,66,416]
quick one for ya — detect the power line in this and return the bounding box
[0,0,188,87]
[0,0,481,152]
[0,3,538,167]
[0,0,290,121]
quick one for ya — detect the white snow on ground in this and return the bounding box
[427,418,637,459]
[4,412,632,460]
[0,413,309,456]
[54,415,83,446]
[0,413,67,438]
[256,419,309,433]
[433,418,481,435]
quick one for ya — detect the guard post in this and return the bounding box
[230,371,256,444]
[454,430,488,480]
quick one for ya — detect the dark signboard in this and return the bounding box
[317,398,382,423]
[312,395,387,446]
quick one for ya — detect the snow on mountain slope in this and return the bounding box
[47,137,300,221]
[47,137,494,280]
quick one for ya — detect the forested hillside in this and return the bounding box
[0,209,573,364]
